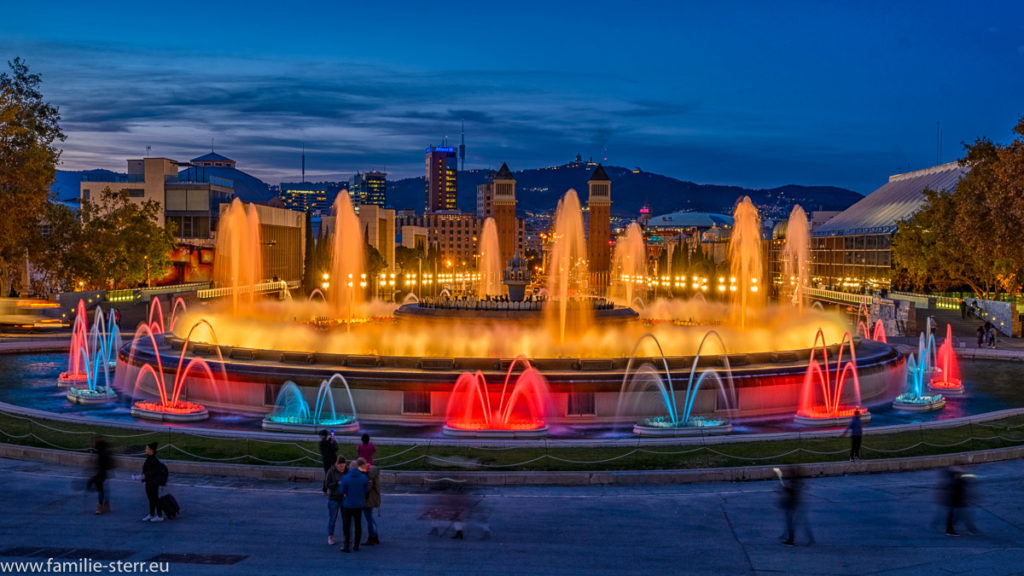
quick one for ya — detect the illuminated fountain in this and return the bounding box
[929,323,964,395]
[128,321,222,422]
[611,222,646,306]
[782,205,810,312]
[893,350,946,412]
[132,189,902,428]
[730,197,764,330]
[262,375,359,432]
[477,217,505,298]
[545,189,591,344]
[617,333,736,436]
[59,301,120,388]
[330,193,366,323]
[794,330,871,427]
[443,358,551,438]
[214,198,264,316]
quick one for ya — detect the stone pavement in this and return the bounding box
[2,457,1024,575]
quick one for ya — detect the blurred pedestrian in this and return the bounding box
[357,433,377,465]
[776,467,814,546]
[842,410,864,461]
[943,467,978,535]
[959,300,967,320]
[977,325,985,348]
[323,455,347,545]
[86,435,114,515]
[987,326,997,349]
[319,430,338,473]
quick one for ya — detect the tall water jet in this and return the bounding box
[611,221,646,306]
[782,205,810,312]
[477,217,505,298]
[214,198,264,315]
[729,196,764,330]
[545,189,591,344]
[929,323,964,395]
[330,193,366,322]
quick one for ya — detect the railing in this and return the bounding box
[890,291,962,311]
[805,287,873,306]
[197,280,291,300]
[105,282,212,304]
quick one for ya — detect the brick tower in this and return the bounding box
[588,165,612,289]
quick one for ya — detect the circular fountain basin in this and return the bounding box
[56,372,88,388]
[261,417,360,433]
[633,416,733,437]
[66,387,118,405]
[131,401,209,423]
[892,393,946,412]
[442,425,549,439]
[929,380,964,396]
[793,408,872,428]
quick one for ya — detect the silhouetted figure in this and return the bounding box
[960,300,968,320]
[318,430,338,473]
[842,411,863,461]
[977,325,985,348]
[943,467,978,536]
[777,468,814,546]
[86,435,114,514]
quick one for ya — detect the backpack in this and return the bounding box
[158,462,169,486]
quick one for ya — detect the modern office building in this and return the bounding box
[425,145,458,212]
[350,171,387,207]
[359,204,396,272]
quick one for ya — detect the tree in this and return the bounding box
[78,187,177,289]
[0,58,65,294]
[892,116,1024,298]
[26,201,85,296]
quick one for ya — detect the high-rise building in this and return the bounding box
[350,171,387,207]
[491,163,518,267]
[425,145,458,212]
[587,165,612,289]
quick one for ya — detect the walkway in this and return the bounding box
[2,456,1024,575]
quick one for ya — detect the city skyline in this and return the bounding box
[3,0,1024,193]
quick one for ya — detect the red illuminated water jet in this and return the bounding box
[929,323,963,395]
[57,300,90,386]
[794,330,871,427]
[443,358,551,437]
[129,322,222,422]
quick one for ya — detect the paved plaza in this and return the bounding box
[2,457,1024,575]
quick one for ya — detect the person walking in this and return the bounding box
[340,458,369,553]
[842,410,863,461]
[959,299,968,320]
[943,467,978,535]
[322,455,347,545]
[987,325,997,349]
[86,435,114,515]
[319,430,339,473]
[140,442,167,522]
[977,325,985,348]
[361,460,381,546]
[777,468,814,546]
[357,433,376,465]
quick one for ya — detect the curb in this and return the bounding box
[3,441,1023,486]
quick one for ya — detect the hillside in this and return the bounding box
[388,162,862,218]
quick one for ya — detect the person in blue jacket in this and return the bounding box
[339,458,369,553]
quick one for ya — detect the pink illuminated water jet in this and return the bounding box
[443,358,551,437]
[929,323,963,395]
[794,329,870,426]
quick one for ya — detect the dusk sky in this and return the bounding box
[3,0,1023,193]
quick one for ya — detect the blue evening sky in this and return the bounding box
[2,0,1023,193]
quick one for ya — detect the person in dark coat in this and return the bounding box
[778,468,814,546]
[361,461,381,546]
[944,467,978,535]
[140,442,166,522]
[842,411,864,461]
[319,430,339,473]
[322,455,347,545]
[339,458,369,553]
[86,435,114,514]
